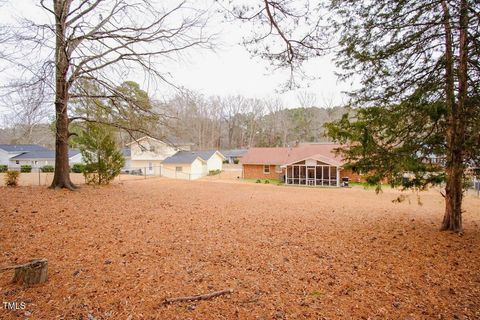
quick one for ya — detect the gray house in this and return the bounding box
[0,144,50,166]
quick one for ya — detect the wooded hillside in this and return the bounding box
[2,93,348,149]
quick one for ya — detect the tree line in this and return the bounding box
[1,85,349,150]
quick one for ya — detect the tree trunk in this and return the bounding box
[442,152,464,232]
[440,0,468,232]
[50,0,76,190]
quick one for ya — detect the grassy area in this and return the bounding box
[349,181,390,190]
[242,178,282,185]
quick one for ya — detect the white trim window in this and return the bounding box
[176,166,183,172]
[275,165,282,173]
[263,164,270,174]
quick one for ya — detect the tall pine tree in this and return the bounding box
[326,0,479,232]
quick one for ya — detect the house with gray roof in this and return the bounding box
[8,149,83,170]
[0,144,51,167]
[124,136,193,175]
[161,150,225,180]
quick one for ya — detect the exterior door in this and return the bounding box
[307,167,315,186]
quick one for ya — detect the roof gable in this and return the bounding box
[194,150,225,160]
[284,153,342,167]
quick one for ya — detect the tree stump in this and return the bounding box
[1,259,48,286]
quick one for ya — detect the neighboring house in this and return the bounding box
[192,150,225,171]
[125,136,194,175]
[0,144,50,166]
[161,150,225,180]
[241,143,362,186]
[9,149,83,170]
[221,149,247,164]
[161,152,208,180]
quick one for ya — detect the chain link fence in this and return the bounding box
[0,164,245,186]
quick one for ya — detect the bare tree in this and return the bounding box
[220,95,249,148]
[296,90,317,108]
[1,0,212,189]
[1,82,51,144]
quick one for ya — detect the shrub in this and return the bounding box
[78,123,125,185]
[264,180,270,184]
[256,179,261,183]
[208,169,221,176]
[233,159,239,164]
[72,163,85,173]
[5,171,20,187]
[0,165,7,173]
[20,165,32,173]
[40,165,54,173]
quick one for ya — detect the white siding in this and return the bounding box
[190,158,208,179]
[161,159,207,180]
[0,149,11,165]
[128,160,162,175]
[9,159,53,170]
[69,153,83,165]
[206,153,223,171]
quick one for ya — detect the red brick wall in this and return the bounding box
[243,164,284,180]
[243,165,368,184]
[339,169,365,183]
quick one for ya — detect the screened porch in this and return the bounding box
[284,159,340,187]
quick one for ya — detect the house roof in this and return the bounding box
[221,149,247,157]
[162,151,207,164]
[11,149,80,160]
[0,144,50,153]
[193,150,225,160]
[241,143,344,166]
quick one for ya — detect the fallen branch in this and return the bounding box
[163,288,234,304]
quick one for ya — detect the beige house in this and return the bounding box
[125,136,193,175]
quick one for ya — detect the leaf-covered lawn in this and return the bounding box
[1,179,479,319]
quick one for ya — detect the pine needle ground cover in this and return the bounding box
[0,180,479,319]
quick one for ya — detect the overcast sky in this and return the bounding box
[0,0,354,109]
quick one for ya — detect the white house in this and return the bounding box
[161,152,208,180]
[125,136,193,175]
[160,150,225,180]
[192,150,225,171]
[9,149,83,170]
[0,144,51,167]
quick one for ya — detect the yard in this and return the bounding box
[0,179,479,319]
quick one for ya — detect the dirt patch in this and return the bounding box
[0,180,479,319]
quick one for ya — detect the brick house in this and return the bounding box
[241,143,363,186]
